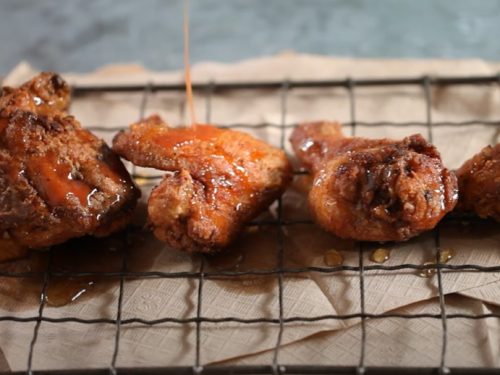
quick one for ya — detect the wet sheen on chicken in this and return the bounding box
[290,121,458,242]
[456,144,500,221]
[113,115,292,253]
[0,73,139,249]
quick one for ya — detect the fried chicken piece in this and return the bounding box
[290,121,458,242]
[113,115,292,253]
[0,73,140,249]
[456,144,500,221]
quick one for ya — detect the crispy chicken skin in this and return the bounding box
[290,121,458,242]
[456,144,500,221]
[0,73,140,249]
[113,115,292,253]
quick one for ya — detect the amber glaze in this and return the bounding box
[151,123,256,195]
[153,124,221,149]
[27,152,93,207]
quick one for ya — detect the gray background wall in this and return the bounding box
[1,0,500,75]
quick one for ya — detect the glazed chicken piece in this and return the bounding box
[0,73,140,249]
[456,144,500,221]
[290,121,458,242]
[113,115,292,253]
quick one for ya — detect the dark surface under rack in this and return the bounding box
[1,74,500,375]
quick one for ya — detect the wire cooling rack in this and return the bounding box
[1,74,500,375]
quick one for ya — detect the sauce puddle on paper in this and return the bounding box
[205,225,278,294]
[0,229,163,310]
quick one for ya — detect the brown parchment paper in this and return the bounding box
[0,54,499,371]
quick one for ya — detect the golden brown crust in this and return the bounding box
[456,144,500,221]
[0,73,140,249]
[0,72,70,117]
[113,115,292,253]
[290,121,458,242]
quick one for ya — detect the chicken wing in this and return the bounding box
[290,121,458,242]
[0,73,140,249]
[456,144,500,221]
[113,115,292,253]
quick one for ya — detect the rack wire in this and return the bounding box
[1,74,500,375]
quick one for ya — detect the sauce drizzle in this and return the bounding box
[184,0,197,127]
[155,124,221,149]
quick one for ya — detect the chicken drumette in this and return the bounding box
[113,115,292,253]
[290,121,458,242]
[456,144,500,221]
[0,73,139,249]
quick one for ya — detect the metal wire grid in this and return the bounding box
[0,75,500,375]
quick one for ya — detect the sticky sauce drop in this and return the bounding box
[418,249,454,278]
[323,249,344,267]
[438,249,454,263]
[370,248,391,264]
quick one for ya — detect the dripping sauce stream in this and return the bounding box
[184,0,197,127]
